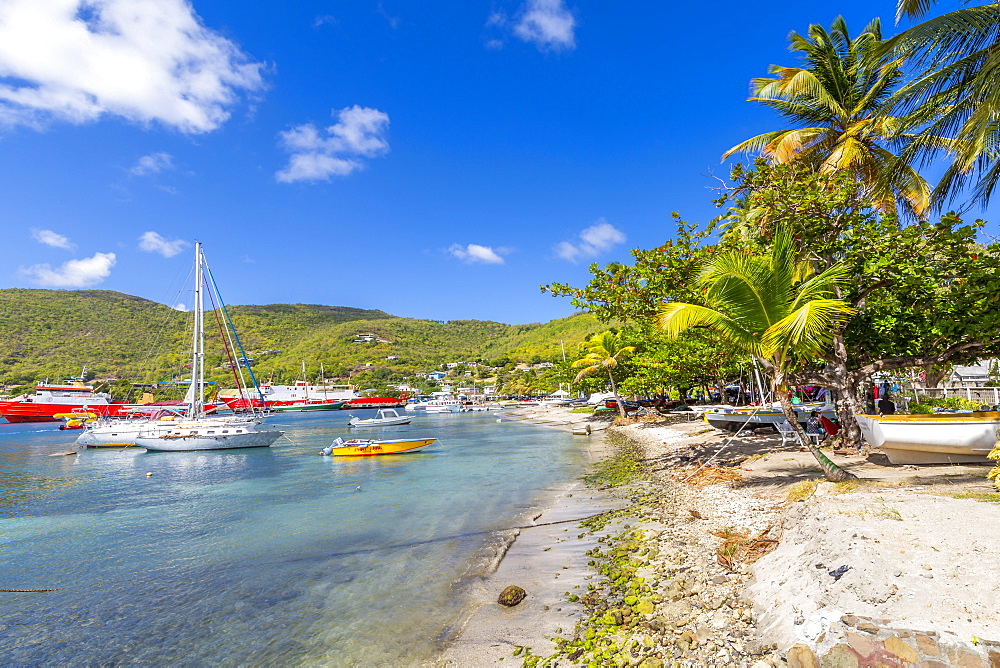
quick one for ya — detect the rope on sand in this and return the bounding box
[679,405,765,483]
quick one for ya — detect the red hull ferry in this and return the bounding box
[0,383,129,423]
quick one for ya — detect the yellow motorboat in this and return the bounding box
[320,437,436,457]
[55,410,99,430]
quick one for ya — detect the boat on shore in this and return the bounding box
[703,402,837,432]
[320,437,436,456]
[854,412,1000,464]
[349,408,412,427]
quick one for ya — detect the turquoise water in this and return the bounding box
[0,411,590,664]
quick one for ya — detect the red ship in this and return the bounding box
[0,382,130,423]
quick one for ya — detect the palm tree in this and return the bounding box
[724,17,932,219]
[886,1,1000,208]
[572,330,636,419]
[655,229,858,482]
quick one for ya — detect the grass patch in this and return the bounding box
[671,465,743,487]
[568,406,594,414]
[582,432,644,487]
[953,491,1000,503]
[786,480,819,502]
[877,504,903,521]
[834,479,860,494]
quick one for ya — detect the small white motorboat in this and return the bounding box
[348,408,412,427]
[855,412,1000,464]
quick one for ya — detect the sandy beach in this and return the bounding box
[438,404,1000,667]
[437,406,623,665]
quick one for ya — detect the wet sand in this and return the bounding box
[435,405,621,665]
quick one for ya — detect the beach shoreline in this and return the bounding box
[435,405,623,665]
[439,405,1000,666]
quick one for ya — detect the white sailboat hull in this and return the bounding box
[854,413,999,464]
[704,402,836,431]
[77,416,264,447]
[135,430,283,451]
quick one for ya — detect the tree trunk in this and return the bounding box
[609,370,626,419]
[923,363,949,389]
[826,334,864,449]
[778,395,857,482]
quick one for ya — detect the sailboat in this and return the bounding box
[83,243,282,451]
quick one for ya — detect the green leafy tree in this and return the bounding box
[657,227,857,481]
[618,328,744,402]
[724,17,932,218]
[571,330,637,419]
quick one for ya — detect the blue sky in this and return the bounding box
[0,0,992,324]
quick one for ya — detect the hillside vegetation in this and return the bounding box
[0,289,603,388]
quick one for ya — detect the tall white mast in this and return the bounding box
[188,242,204,418]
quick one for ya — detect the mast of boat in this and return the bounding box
[320,362,327,400]
[188,242,205,418]
[751,356,769,405]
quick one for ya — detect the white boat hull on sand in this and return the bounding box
[854,413,1000,464]
[704,402,836,432]
[135,430,283,451]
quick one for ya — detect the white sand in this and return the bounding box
[749,482,1000,650]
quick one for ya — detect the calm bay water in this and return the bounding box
[0,410,590,664]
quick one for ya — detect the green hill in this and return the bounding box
[0,289,603,388]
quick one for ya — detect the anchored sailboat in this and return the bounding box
[81,242,282,451]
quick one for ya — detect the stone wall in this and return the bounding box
[785,615,999,668]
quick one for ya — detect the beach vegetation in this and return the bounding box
[656,226,858,481]
[572,331,637,419]
[886,0,1000,209]
[546,162,1000,448]
[724,17,932,219]
[786,479,820,502]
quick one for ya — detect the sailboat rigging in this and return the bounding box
[78,243,282,450]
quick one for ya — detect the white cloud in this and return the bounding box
[21,251,116,287]
[130,152,173,176]
[448,243,506,265]
[313,15,337,28]
[32,228,75,249]
[172,302,188,311]
[138,231,188,257]
[554,219,625,262]
[0,0,265,133]
[276,105,390,183]
[514,0,575,51]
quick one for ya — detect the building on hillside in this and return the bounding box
[427,371,447,381]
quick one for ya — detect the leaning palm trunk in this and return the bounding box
[778,396,857,482]
[608,370,626,420]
